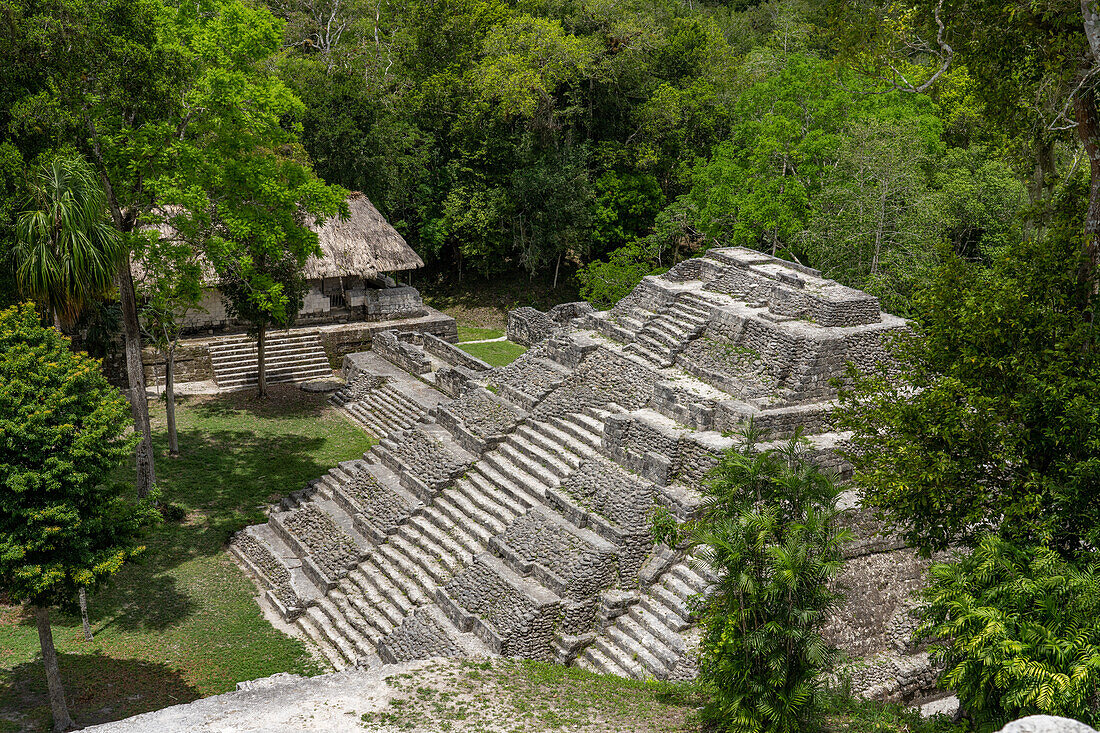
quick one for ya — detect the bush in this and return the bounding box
[688,429,851,733]
[918,534,1100,730]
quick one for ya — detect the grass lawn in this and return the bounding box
[456,325,505,342]
[458,339,527,367]
[0,385,375,732]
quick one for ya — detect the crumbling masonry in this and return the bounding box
[230,247,939,704]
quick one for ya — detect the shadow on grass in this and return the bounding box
[0,652,200,732]
[91,425,334,632]
[185,384,331,421]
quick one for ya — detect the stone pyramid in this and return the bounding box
[230,247,936,704]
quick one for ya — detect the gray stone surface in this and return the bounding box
[999,717,1098,733]
[217,246,927,709]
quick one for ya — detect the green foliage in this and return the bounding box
[648,504,681,548]
[918,535,1100,730]
[577,237,667,309]
[12,154,123,325]
[133,222,204,349]
[837,235,1100,557]
[688,429,851,733]
[0,303,154,607]
[688,54,848,257]
[592,171,664,258]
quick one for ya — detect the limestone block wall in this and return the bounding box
[420,333,491,371]
[435,388,525,453]
[440,555,561,659]
[552,457,656,582]
[372,330,431,374]
[508,307,558,346]
[142,343,215,384]
[532,347,660,419]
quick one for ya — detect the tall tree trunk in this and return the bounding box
[78,589,92,642]
[117,259,157,497]
[89,131,157,496]
[257,322,267,399]
[1075,83,1100,292]
[165,342,179,457]
[553,250,562,290]
[35,606,75,732]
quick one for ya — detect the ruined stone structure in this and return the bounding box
[230,247,937,703]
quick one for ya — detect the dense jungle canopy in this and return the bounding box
[1,0,1095,320]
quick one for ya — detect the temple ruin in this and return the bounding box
[229,246,938,703]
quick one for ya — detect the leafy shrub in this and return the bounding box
[687,429,851,733]
[918,534,1100,730]
[649,504,681,548]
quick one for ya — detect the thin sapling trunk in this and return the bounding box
[35,606,76,732]
[165,341,179,457]
[78,588,92,641]
[257,322,268,398]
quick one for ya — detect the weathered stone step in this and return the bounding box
[444,481,509,537]
[505,432,573,478]
[314,593,376,663]
[606,623,668,678]
[333,583,391,644]
[589,637,645,678]
[513,424,584,470]
[638,591,690,633]
[429,494,494,549]
[477,452,550,506]
[297,607,353,670]
[548,415,603,452]
[617,612,680,669]
[405,514,468,571]
[456,473,525,526]
[346,563,409,629]
[209,343,327,363]
[495,442,561,489]
[579,641,632,678]
[388,531,453,588]
[523,420,595,463]
[372,545,431,607]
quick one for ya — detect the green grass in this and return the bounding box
[456,325,505,342]
[0,385,375,732]
[457,339,527,367]
[821,692,966,732]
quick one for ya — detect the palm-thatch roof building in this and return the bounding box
[160,193,432,334]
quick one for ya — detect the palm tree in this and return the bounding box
[12,154,123,327]
[11,154,125,651]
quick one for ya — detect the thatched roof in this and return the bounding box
[304,192,423,279]
[135,193,422,286]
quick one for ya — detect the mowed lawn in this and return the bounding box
[458,339,527,367]
[0,385,375,732]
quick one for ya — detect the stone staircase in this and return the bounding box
[579,556,714,680]
[209,331,332,390]
[330,380,428,438]
[627,296,711,368]
[243,407,611,669]
[278,410,609,670]
[227,249,923,702]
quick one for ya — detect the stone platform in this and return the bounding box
[226,247,935,704]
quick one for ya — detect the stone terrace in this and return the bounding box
[229,247,935,705]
